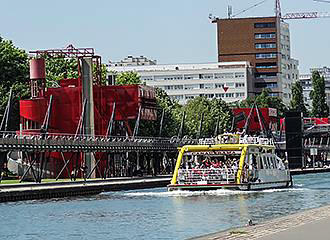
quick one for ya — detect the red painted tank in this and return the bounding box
[30,59,46,79]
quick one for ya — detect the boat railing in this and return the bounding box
[177,168,237,184]
[198,138,216,145]
[239,136,274,146]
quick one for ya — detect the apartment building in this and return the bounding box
[300,67,330,109]
[108,55,156,67]
[213,16,299,104]
[107,62,254,104]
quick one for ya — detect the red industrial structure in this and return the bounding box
[232,108,278,132]
[19,45,157,178]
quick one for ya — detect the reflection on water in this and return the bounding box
[1,173,330,240]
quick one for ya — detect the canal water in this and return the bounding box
[2,173,330,240]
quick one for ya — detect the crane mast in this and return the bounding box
[275,0,281,18]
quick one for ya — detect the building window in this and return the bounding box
[225,93,235,98]
[235,82,245,88]
[199,74,213,79]
[256,62,277,69]
[215,83,225,88]
[184,84,199,90]
[204,83,214,89]
[256,53,277,59]
[215,93,225,98]
[214,73,234,79]
[255,72,277,79]
[255,43,276,49]
[170,95,184,100]
[235,72,245,78]
[164,85,183,90]
[185,95,197,100]
[255,33,276,39]
[236,92,245,97]
[184,74,198,80]
[254,22,275,28]
[255,82,278,88]
[200,94,215,99]
[141,77,153,81]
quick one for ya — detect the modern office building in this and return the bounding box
[213,16,299,104]
[107,62,254,104]
[108,55,157,67]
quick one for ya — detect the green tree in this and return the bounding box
[290,81,308,116]
[210,98,233,135]
[181,97,232,137]
[43,55,78,85]
[310,71,329,117]
[0,36,30,129]
[42,55,107,86]
[240,89,287,117]
[139,88,181,137]
[115,71,141,85]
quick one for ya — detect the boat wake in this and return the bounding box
[123,187,306,197]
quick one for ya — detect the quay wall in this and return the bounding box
[0,177,171,202]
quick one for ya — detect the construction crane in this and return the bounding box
[313,0,330,3]
[209,0,330,22]
[276,0,330,19]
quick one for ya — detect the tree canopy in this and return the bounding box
[115,71,141,85]
[139,88,181,137]
[181,96,232,138]
[42,55,107,86]
[290,81,308,116]
[0,36,30,129]
[310,71,329,117]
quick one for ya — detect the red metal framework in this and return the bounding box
[20,45,158,179]
[30,44,95,58]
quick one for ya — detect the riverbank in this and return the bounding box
[192,204,330,240]
[0,176,171,202]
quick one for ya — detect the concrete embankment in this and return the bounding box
[0,176,171,202]
[192,205,330,240]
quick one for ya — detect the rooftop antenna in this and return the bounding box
[228,5,233,18]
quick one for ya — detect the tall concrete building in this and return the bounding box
[213,16,299,104]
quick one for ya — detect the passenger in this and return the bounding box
[232,161,238,172]
[70,170,76,181]
[202,158,211,168]
[211,160,220,168]
[81,165,88,181]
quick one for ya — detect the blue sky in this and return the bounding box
[1,0,329,73]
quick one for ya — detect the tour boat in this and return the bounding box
[168,134,292,191]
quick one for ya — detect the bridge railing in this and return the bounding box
[0,131,199,151]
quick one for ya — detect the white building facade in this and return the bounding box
[108,62,254,104]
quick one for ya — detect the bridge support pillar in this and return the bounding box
[81,57,95,178]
